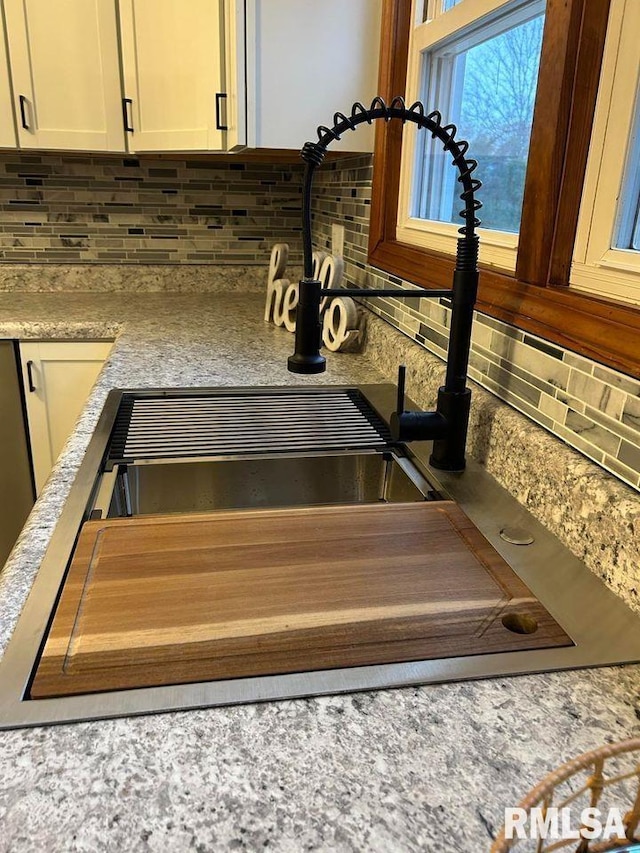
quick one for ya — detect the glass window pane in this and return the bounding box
[422,0,463,24]
[614,87,640,251]
[412,8,544,233]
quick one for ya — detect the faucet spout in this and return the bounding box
[287,278,326,374]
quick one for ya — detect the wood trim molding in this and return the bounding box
[367,0,640,378]
[548,0,612,285]
[368,0,412,258]
[516,0,588,285]
[370,237,639,375]
[141,149,356,164]
[476,271,640,375]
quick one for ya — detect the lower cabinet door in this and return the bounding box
[19,341,112,495]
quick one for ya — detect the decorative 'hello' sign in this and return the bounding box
[264,243,365,352]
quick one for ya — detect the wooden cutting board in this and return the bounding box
[31,501,571,697]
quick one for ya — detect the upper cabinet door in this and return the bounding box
[119,0,242,152]
[3,0,125,152]
[0,12,16,148]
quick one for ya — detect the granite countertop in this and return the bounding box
[0,292,638,853]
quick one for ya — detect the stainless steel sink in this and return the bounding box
[91,385,442,517]
[1,383,639,730]
[99,450,441,518]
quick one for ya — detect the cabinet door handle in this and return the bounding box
[215,93,228,130]
[26,360,36,392]
[19,95,30,130]
[122,98,134,132]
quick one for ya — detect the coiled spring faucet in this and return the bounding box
[287,96,482,472]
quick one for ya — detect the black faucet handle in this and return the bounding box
[390,364,448,445]
[396,364,406,415]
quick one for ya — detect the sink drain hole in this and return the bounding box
[502,613,539,634]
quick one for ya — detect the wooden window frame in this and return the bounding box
[368,0,640,378]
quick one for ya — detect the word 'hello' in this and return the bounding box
[264,243,364,352]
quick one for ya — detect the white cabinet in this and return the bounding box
[119,0,245,152]
[3,0,125,152]
[0,15,16,148]
[119,0,380,154]
[19,341,112,495]
[246,0,382,153]
[0,0,380,155]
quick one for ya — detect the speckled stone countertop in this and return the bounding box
[0,292,638,853]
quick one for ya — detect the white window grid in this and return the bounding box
[571,0,640,306]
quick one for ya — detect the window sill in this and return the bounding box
[369,236,640,377]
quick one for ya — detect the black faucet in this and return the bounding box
[287,96,481,472]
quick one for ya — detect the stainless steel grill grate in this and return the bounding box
[109,388,392,461]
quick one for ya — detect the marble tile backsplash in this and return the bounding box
[0,153,304,266]
[311,155,640,492]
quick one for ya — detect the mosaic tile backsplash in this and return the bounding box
[0,153,304,266]
[310,155,640,492]
[0,151,637,491]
